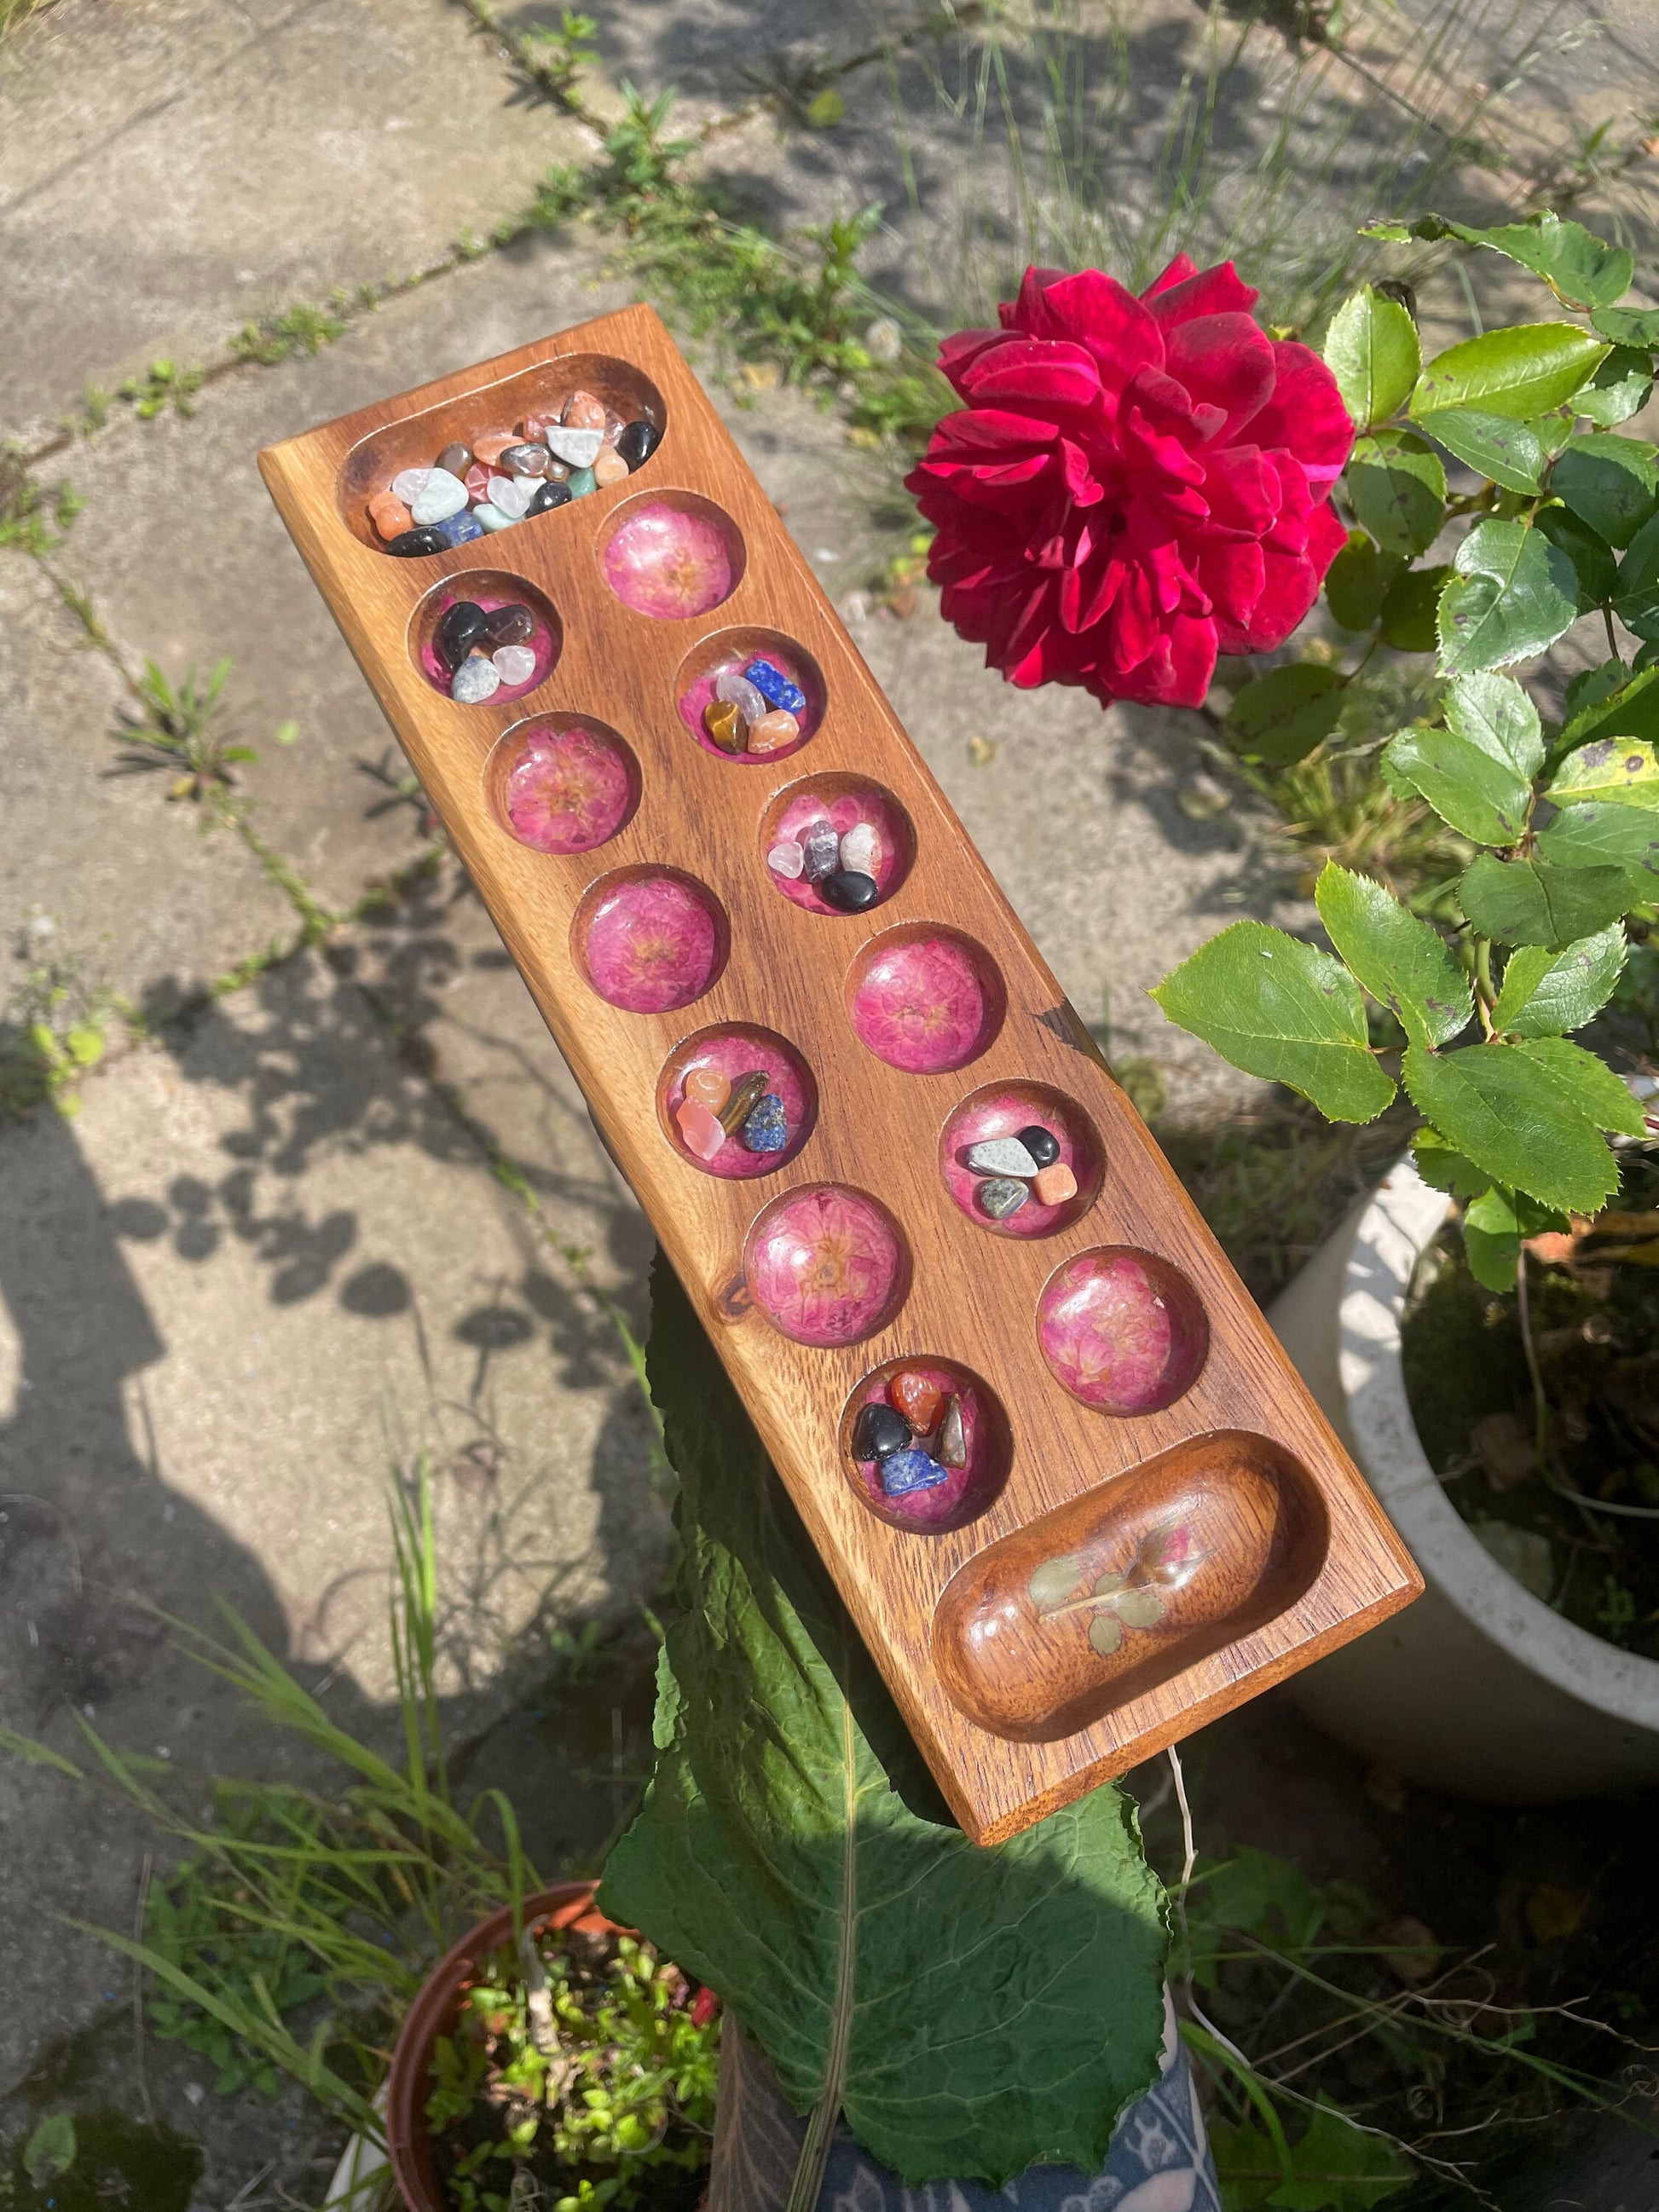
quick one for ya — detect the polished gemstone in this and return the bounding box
[616,419,662,471]
[565,466,598,500]
[978,1175,1029,1221]
[839,823,877,876]
[718,1071,770,1136]
[852,1401,910,1463]
[434,510,484,547]
[563,389,609,430]
[882,1447,950,1499]
[1032,1162,1078,1207]
[451,655,502,705]
[937,1395,968,1469]
[386,526,447,557]
[435,600,488,671]
[800,820,840,882]
[500,442,549,476]
[603,500,731,616]
[436,441,471,477]
[474,430,517,465]
[503,725,633,855]
[890,1369,944,1435]
[368,491,412,540]
[746,709,799,755]
[529,480,573,515]
[488,475,536,521]
[703,699,744,752]
[545,424,604,467]
[472,503,514,532]
[581,875,722,1014]
[746,1185,905,1348]
[464,464,491,502]
[391,467,431,504]
[766,841,805,880]
[492,644,537,688]
[743,658,807,715]
[684,1066,731,1113]
[410,468,469,525]
[592,448,631,486]
[965,1136,1040,1179]
[1019,1125,1062,1169]
[483,604,536,647]
[741,1094,788,1152]
[715,669,767,722]
[676,1099,726,1163]
[819,869,879,913]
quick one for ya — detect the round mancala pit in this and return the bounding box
[487,715,639,856]
[413,574,560,707]
[1035,1246,1209,1416]
[572,867,729,1014]
[743,1184,910,1349]
[760,775,914,919]
[675,628,824,765]
[598,492,745,621]
[657,1025,816,1179]
[841,1356,1011,1533]
[939,1083,1102,1238]
[845,924,1005,1074]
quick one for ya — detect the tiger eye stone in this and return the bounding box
[436,442,471,477]
[703,699,744,752]
[718,1071,771,1136]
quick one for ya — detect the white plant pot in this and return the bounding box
[1268,1157,1659,1800]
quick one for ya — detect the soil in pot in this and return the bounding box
[1401,1152,1659,1657]
[423,1915,720,2212]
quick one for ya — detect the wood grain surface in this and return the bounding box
[259,301,1422,1845]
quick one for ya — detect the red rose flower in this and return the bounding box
[905,257,1354,709]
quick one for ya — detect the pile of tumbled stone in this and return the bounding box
[432,598,541,704]
[703,657,806,758]
[674,1065,788,1163]
[965,1127,1077,1220]
[768,811,880,913]
[853,1367,968,1498]
[369,390,662,556]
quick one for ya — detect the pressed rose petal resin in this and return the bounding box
[746,1185,907,1348]
[845,1360,1009,1532]
[1037,1247,1208,1415]
[498,722,636,854]
[603,498,738,619]
[848,930,1003,1074]
[578,872,725,1014]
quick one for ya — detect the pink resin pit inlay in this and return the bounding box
[848,931,1001,1074]
[603,500,737,620]
[846,1361,1008,1532]
[766,784,910,915]
[418,586,558,704]
[678,642,819,765]
[941,1085,1099,1238]
[499,722,635,854]
[746,1185,907,1348]
[578,872,725,1014]
[1036,1248,1208,1415]
[660,1026,815,1180]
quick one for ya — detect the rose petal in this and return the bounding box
[1239,342,1356,483]
[1143,259,1261,328]
[1163,314,1277,439]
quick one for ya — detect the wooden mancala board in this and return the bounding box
[260,301,1421,1845]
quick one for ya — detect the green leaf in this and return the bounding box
[1590,304,1659,349]
[1577,347,1654,430]
[1269,2095,1415,2209]
[1449,668,1543,776]
[1368,211,1633,310]
[1517,1034,1647,1136]
[1412,324,1610,422]
[599,1261,1169,2185]
[1546,737,1659,809]
[1402,1041,1623,1213]
[1459,852,1634,946]
[1151,922,1396,1122]
[1613,509,1659,641]
[1315,863,1471,1046]
[1558,664,1659,756]
[1323,285,1420,429]
[23,2114,78,2186]
[1225,664,1345,764]
[1345,430,1446,555]
[1412,1126,1492,1198]
[1436,519,1580,673]
[1419,407,1551,493]
[1382,724,1531,846]
[1379,563,1450,651]
[1551,434,1659,549]
[1491,927,1627,1036]
[1326,532,1392,630]
[1535,503,1619,610]
[805,85,845,126]
[1537,800,1659,887]
[1463,1185,1527,1292]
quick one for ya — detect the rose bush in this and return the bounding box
[904,256,1355,708]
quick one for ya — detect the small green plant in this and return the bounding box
[425,1926,718,2212]
[0,445,81,554]
[229,297,350,367]
[110,657,294,814]
[0,938,114,1120]
[118,357,205,419]
[600,84,698,205]
[517,9,598,103]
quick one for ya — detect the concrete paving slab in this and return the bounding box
[0,0,594,441]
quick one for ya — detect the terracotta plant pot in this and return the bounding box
[385,1881,619,2212]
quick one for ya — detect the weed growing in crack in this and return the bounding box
[0,929,117,1122]
[0,445,82,553]
[229,297,351,367]
[117,358,205,420]
[111,658,269,811]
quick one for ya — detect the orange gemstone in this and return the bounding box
[747,708,799,754]
[564,389,609,430]
[684,1066,731,1113]
[368,491,412,540]
[476,430,517,465]
[592,447,630,486]
[1033,1162,1078,1207]
[890,1369,944,1435]
[676,1099,726,1162]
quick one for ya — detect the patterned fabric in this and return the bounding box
[707,1994,1221,2212]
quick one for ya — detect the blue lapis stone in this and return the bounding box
[741,1094,789,1152]
[882,1447,950,1499]
[435,509,484,547]
[743,657,806,715]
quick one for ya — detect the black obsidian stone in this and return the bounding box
[819,869,879,913]
[853,1401,910,1463]
[386,526,448,557]
[483,603,535,648]
[529,479,574,515]
[616,419,662,471]
[435,600,488,672]
[1018,1124,1061,1169]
